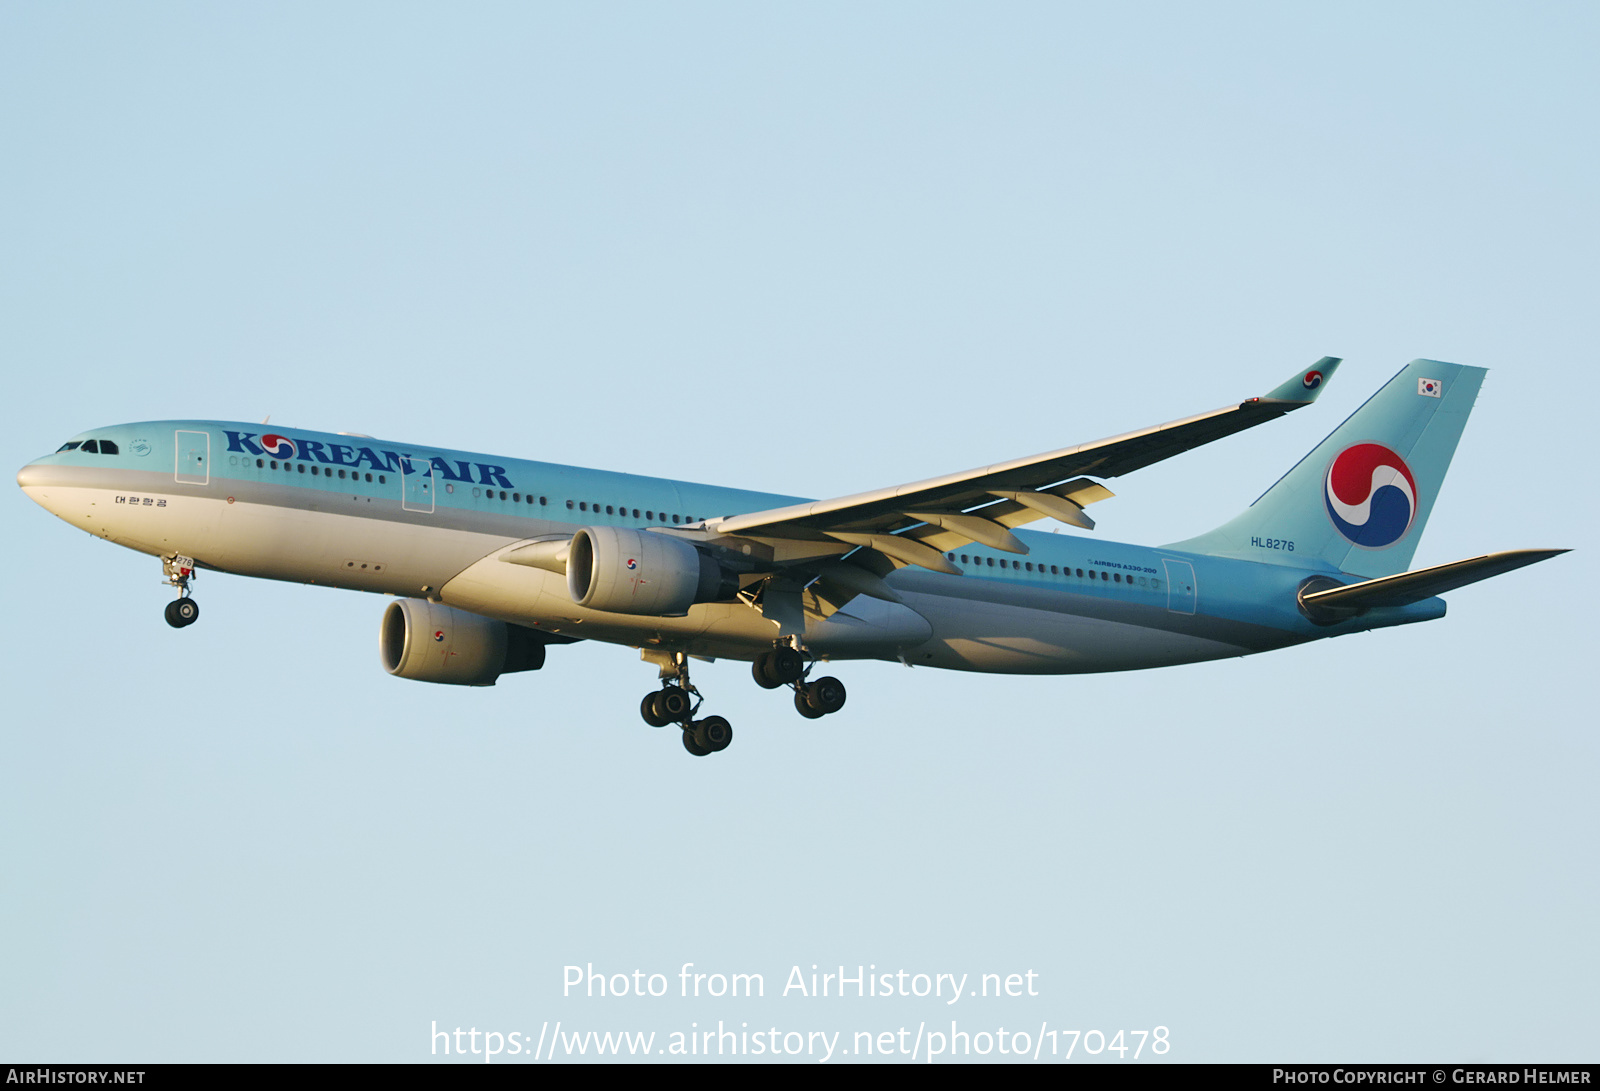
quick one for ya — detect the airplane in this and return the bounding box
[16,358,1566,757]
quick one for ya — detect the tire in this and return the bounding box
[808,676,847,715]
[752,655,782,690]
[658,687,692,722]
[794,687,826,719]
[170,599,199,628]
[770,646,804,684]
[700,715,733,752]
[682,727,710,756]
[641,692,672,728]
[164,600,185,628]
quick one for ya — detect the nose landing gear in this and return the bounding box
[162,555,199,629]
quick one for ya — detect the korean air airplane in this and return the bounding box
[16,359,1564,757]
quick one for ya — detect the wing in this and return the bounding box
[707,358,1342,576]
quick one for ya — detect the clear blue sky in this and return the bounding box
[3,2,1594,1063]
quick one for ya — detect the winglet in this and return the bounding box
[1260,356,1341,405]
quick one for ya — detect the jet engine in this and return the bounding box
[566,526,738,616]
[380,599,548,686]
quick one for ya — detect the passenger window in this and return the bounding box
[606,505,614,515]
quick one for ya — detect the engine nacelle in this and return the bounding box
[380,599,547,686]
[566,525,737,616]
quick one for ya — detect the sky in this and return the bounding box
[2,2,1594,1064]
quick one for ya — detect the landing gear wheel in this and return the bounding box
[165,599,199,628]
[699,715,733,753]
[640,692,672,728]
[806,671,844,713]
[770,647,804,684]
[801,676,847,716]
[656,687,693,723]
[682,727,711,757]
[755,647,805,687]
[794,688,826,719]
[752,657,782,690]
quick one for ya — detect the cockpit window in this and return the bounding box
[53,438,118,454]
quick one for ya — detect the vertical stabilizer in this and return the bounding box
[1166,360,1485,578]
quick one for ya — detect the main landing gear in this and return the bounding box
[162,555,200,629]
[637,652,733,758]
[635,645,849,756]
[753,644,847,721]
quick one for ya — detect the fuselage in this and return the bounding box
[17,420,1442,677]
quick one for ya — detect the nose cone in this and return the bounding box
[18,461,47,490]
[17,459,62,517]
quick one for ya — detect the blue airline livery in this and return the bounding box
[17,359,1566,756]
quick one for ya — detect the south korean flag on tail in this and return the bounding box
[1417,377,1443,397]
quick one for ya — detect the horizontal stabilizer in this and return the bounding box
[1303,549,1569,611]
